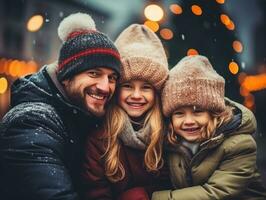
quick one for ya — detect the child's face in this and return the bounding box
[171,106,211,142]
[118,80,155,119]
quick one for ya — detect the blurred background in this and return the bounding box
[0,0,265,182]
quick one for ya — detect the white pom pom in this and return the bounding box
[58,12,96,42]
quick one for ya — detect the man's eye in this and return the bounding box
[109,75,118,83]
[88,71,99,77]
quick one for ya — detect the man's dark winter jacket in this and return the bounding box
[0,63,99,200]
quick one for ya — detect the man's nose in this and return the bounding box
[96,76,109,92]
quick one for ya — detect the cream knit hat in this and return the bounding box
[162,55,225,117]
[115,24,168,90]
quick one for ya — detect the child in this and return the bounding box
[152,55,266,200]
[81,24,171,200]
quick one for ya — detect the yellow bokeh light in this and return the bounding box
[233,40,243,53]
[191,5,202,16]
[170,4,182,15]
[144,20,159,32]
[216,0,225,4]
[160,28,173,40]
[0,77,8,94]
[144,4,164,22]
[27,15,44,32]
[229,61,239,74]
[187,48,199,56]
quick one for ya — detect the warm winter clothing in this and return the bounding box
[162,55,225,117]
[0,63,101,200]
[81,121,171,200]
[57,12,121,81]
[114,24,168,90]
[152,99,266,200]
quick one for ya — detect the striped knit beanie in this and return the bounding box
[162,55,225,117]
[57,12,121,81]
[115,24,169,90]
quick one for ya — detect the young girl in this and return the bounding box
[81,24,171,199]
[152,55,266,200]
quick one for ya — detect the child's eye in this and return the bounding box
[142,84,153,90]
[121,83,132,89]
[174,111,183,116]
[194,109,204,113]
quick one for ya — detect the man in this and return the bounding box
[0,13,121,200]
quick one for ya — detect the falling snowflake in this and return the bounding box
[181,34,185,40]
[45,18,50,23]
[241,62,246,69]
[59,12,64,18]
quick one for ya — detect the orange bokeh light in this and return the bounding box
[160,28,173,40]
[229,61,239,74]
[144,20,159,32]
[220,14,230,26]
[241,73,266,91]
[216,0,225,4]
[170,4,182,15]
[226,20,235,30]
[233,40,243,53]
[187,48,199,56]
[191,5,202,16]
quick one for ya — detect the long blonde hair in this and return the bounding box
[168,105,234,144]
[103,95,164,182]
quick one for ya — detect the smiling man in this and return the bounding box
[0,13,120,200]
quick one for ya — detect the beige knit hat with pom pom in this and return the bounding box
[115,24,169,90]
[162,55,225,117]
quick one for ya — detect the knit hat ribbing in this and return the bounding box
[57,12,121,81]
[115,24,169,90]
[162,55,225,117]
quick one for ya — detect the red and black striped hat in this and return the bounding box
[57,12,121,81]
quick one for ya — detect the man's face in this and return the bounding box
[62,67,118,117]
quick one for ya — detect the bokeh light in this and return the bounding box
[160,28,173,40]
[226,20,235,30]
[144,20,159,32]
[220,14,230,26]
[233,40,243,53]
[27,15,44,32]
[229,61,239,74]
[191,5,202,16]
[216,0,225,4]
[187,48,199,56]
[144,4,164,22]
[0,77,8,94]
[170,4,182,15]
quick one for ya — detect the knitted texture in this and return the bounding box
[57,12,121,81]
[162,55,225,117]
[115,24,168,90]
